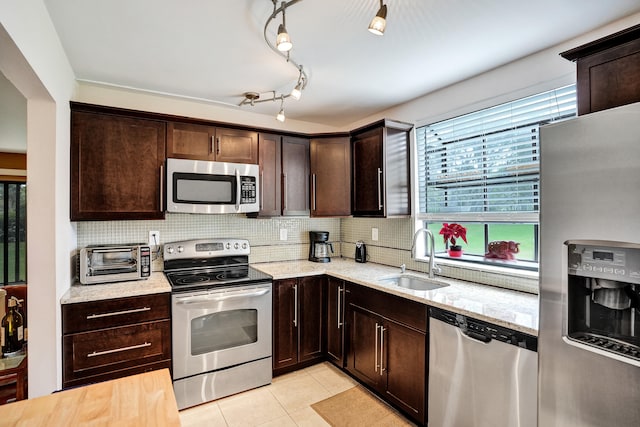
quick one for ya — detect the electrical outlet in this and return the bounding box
[149,231,160,246]
[280,229,288,241]
[372,228,379,241]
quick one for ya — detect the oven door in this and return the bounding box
[171,282,272,380]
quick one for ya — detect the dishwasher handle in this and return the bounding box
[462,329,492,344]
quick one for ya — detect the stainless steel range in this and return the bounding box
[164,238,273,410]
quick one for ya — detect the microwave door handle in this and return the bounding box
[235,168,241,211]
[90,248,135,254]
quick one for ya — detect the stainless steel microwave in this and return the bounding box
[166,158,259,214]
[79,244,151,285]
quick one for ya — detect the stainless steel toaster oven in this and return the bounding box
[79,244,151,285]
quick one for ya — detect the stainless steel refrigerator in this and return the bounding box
[539,102,640,426]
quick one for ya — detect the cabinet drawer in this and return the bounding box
[63,360,171,390]
[63,320,171,384]
[62,293,170,334]
[347,283,427,332]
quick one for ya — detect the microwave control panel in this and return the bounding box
[567,241,640,284]
[240,176,257,204]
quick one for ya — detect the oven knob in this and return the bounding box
[166,246,174,254]
[177,246,184,253]
[234,242,239,249]
[242,242,248,249]
[226,243,231,249]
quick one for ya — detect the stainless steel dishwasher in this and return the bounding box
[428,307,538,427]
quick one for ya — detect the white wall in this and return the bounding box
[0,72,26,153]
[0,0,75,396]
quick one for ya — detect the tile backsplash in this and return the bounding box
[76,214,538,294]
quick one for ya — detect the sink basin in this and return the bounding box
[377,274,449,291]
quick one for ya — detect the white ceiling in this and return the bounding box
[44,0,640,126]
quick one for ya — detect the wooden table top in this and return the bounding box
[0,368,181,427]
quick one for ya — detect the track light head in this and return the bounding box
[368,2,387,36]
[276,23,292,51]
[290,81,302,100]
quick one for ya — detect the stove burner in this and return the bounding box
[174,275,211,285]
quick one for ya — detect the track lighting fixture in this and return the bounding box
[276,96,286,122]
[276,2,292,52]
[368,0,388,36]
[241,0,394,120]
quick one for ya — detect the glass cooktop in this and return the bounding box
[165,265,272,292]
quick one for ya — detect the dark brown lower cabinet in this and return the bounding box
[326,277,346,367]
[62,293,171,389]
[273,276,325,375]
[346,283,427,425]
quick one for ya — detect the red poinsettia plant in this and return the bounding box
[439,223,468,250]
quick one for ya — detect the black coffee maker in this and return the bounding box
[309,231,334,263]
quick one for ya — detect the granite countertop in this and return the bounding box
[60,272,171,304]
[59,260,539,336]
[253,259,539,336]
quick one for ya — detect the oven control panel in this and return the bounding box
[164,238,250,261]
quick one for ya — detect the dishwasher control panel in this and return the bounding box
[430,306,538,351]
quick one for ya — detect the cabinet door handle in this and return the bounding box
[283,173,288,211]
[210,135,215,154]
[87,341,151,358]
[312,174,317,211]
[380,326,386,375]
[216,137,221,156]
[293,284,298,328]
[159,164,164,211]
[377,168,383,210]
[337,286,343,329]
[86,307,151,320]
[374,322,380,373]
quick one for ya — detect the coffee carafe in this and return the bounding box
[309,231,334,263]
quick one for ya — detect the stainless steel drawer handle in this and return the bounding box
[86,307,151,319]
[87,342,151,358]
[337,286,343,329]
[176,288,270,304]
[380,326,386,375]
[375,323,380,373]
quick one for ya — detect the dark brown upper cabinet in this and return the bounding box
[255,134,310,217]
[70,108,166,221]
[561,24,640,115]
[310,136,351,217]
[351,119,413,217]
[167,122,258,164]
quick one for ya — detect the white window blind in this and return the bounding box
[416,85,576,222]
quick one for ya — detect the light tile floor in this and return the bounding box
[179,362,414,426]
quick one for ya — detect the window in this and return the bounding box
[0,182,27,285]
[415,85,576,269]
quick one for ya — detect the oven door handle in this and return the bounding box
[175,287,270,304]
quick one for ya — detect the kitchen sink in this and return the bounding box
[377,274,449,291]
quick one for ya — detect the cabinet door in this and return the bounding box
[351,128,384,216]
[326,277,345,366]
[167,122,216,160]
[272,279,298,371]
[383,319,426,423]
[310,137,351,217]
[282,136,310,216]
[346,304,382,390]
[215,127,258,164]
[257,133,282,217]
[71,111,166,220]
[298,276,325,363]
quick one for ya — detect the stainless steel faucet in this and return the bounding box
[411,228,441,278]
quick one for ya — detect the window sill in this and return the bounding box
[417,254,539,281]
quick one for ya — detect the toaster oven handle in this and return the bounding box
[88,248,135,254]
[235,168,241,211]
